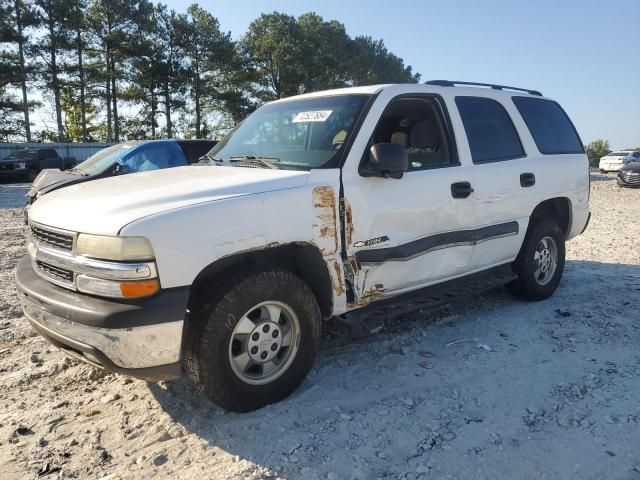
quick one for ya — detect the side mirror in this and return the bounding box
[360,143,408,179]
[113,163,129,175]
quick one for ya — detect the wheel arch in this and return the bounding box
[186,242,334,322]
[528,197,572,237]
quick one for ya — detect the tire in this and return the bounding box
[183,267,321,412]
[506,219,566,301]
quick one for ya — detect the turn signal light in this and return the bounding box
[119,279,160,299]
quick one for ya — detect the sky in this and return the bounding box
[163,0,640,149]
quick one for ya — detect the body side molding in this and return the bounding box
[355,221,519,265]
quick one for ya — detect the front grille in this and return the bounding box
[620,172,640,185]
[35,260,74,283]
[31,224,74,250]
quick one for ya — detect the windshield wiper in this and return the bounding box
[229,155,280,170]
[69,167,88,176]
[197,153,224,165]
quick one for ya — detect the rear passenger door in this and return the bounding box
[454,96,533,271]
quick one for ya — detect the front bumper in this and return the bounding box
[599,163,623,172]
[617,173,640,188]
[15,256,189,381]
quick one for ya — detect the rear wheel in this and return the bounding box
[506,219,565,301]
[183,267,321,412]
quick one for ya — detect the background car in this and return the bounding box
[599,150,639,173]
[0,147,76,182]
[617,161,640,187]
[27,139,217,204]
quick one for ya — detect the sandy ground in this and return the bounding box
[0,173,639,480]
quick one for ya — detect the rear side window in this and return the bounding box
[455,97,524,163]
[39,149,57,158]
[512,97,583,154]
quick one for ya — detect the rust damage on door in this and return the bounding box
[347,282,386,308]
[343,198,354,248]
[329,258,345,296]
[312,186,339,256]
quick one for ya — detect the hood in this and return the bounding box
[27,169,86,198]
[620,162,640,173]
[28,165,309,235]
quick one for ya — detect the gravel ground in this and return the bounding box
[0,173,639,480]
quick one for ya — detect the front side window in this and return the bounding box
[456,96,524,163]
[632,152,640,159]
[512,97,583,155]
[368,96,454,171]
[207,94,370,170]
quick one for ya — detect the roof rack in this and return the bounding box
[426,80,542,97]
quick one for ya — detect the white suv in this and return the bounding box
[599,150,639,172]
[16,81,590,412]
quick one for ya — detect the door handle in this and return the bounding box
[520,172,535,187]
[451,181,474,199]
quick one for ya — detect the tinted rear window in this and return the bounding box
[607,151,631,157]
[455,97,524,163]
[512,97,583,154]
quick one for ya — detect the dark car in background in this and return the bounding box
[27,139,217,203]
[617,161,640,187]
[0,147,76,182]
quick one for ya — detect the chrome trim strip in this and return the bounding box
[32,240,157,281]
[19,293,183,369]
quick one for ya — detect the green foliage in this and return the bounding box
[241,12,420,101]
[585,139,610,166]
[61,85,98,141]
[2,3,422,142]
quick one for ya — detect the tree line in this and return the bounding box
[0,0,420,143]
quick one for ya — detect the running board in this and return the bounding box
[338,264,517,338]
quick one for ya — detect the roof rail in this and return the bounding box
[426,80,542,96]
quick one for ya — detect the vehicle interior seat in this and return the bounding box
[390,131,409,146]
[407,116,447,167]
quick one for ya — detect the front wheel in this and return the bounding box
[506,219,566,301]
[183,267,321,412]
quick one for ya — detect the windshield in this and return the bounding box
[74,142,139,175]
[607,151,630,157]
[206,94,371,169]
[5,149,35,160]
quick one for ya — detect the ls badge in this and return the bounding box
[354,236,389,248]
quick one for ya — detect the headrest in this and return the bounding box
[390,131,408,146]
[410,119,440,150]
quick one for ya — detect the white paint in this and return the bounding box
[27,83,590,316]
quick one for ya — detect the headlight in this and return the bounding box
[76,275,160,299]
[14,162,26,169]
[76,234,155,261]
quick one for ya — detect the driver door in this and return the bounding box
[342,94,476,300]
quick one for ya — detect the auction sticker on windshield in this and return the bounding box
[293,110,333,123]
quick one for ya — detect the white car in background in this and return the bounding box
[599,150,639,173]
